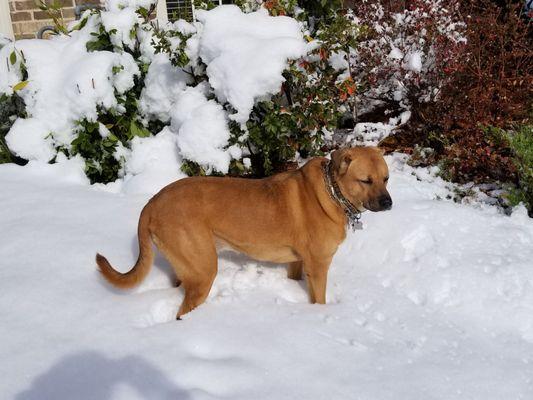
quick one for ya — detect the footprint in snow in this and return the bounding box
[132,298,180,327]
[401,226,436,262]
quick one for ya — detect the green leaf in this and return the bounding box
[9,51,16,65]
[129,120,151,138]
[234,161,245,172]
[86,122,98,133]
[102,139,116,148]
[72,17,88,32]
[13,81,29,91]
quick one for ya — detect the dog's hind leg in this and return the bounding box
[153,225,218,319]
[177,268,216,318]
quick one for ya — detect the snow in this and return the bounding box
[1,154,533,399]
[139,57,238,175]
[171,86,238,174]
[328,50,350,82]
[121,127,186,195]
[328,50,349,71]
[352,122,396,144]
[388,47,403,60]
[406,51,423,73]
[0,34,11,49]
[196,5,309,124]
[5,117,56,161]
[349,111,412,145]
[100,7,140,50]
[106,0,156,13]
[138,53,192,123]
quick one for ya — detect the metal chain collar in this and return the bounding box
[322,160,363,231]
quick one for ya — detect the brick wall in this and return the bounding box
[8,0,95,39]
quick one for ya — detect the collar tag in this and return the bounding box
[350,218,363,231]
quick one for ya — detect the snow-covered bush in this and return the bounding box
[0,0,367,183]
[346,0,466,142]
[238,18,361,173]
[235,0,468,148]
[0,93,26,164]
[0,50,28,164]
[209,0,363,174]
[0,2,314,185]
[145,4,314,176]
[0,0,470,186]
[0,1,159,183]
[147,1,362,176]
[388,0,532,190]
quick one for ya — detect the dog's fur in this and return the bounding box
[96,146,391,317]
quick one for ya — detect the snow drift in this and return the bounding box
[1,154,532,399]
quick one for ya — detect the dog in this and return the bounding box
[96,146,392,318]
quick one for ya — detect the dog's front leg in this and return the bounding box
[303,257,332,304]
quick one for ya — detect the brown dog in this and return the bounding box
[97,146,392,318]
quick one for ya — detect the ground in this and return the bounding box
[1,155,533,400]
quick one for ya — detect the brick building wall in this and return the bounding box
[8,0,94,39]
[5,1,231,40]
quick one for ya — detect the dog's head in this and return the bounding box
[330,147,392,212]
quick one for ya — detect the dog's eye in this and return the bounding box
[360,179,373,185]
[384,177,389,183]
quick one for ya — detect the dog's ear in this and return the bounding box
[331,149,352,176]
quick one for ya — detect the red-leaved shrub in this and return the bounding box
[387,0,532,184]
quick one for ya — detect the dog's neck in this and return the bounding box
[322,160,362,231]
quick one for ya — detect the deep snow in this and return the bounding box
[1,155,533,400]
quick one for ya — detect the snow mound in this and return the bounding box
[171,86,238,174]
[197,5,308,124]
[121,127,186,194]
[138,53,192,123]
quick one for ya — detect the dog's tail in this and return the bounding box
[96,204,153,289]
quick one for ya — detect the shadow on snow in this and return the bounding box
[16,351,190,400]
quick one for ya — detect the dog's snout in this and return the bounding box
[379,195,393,210]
